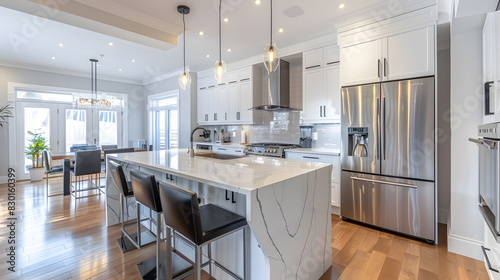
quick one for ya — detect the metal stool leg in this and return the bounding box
[195,245,202,280]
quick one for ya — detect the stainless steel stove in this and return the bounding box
[244,143,300,158]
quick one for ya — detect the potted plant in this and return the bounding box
[0,105,13,127]
[25,130,50,182]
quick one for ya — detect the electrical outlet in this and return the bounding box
[312,132,318,140]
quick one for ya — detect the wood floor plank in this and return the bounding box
[0,180,492,280]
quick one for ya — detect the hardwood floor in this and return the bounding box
[0,179,489,279]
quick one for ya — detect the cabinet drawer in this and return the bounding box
[214,146,244,155]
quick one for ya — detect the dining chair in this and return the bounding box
[43,150,64,197]
[71,149,103,198]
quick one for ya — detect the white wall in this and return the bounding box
[0,65,146,180]
[144,73,197,149]
[448,17,485,260]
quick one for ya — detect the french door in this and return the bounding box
[17,102,123,179]
[151,109,178,150]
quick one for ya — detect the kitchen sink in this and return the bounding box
[195,153,247,160]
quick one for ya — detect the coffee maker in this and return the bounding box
[300,126,313,148]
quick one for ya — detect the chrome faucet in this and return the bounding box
[190,127,209,158]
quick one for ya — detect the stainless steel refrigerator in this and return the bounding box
[340,77,436,243]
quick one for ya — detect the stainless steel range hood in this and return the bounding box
[252,60,299,111]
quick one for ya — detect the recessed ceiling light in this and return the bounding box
[255,0,261,4]
[199,31,204,35]
[224,17,229,22]
[278,28,284,33]
[51,56,56,60]
[58,43,64,47]
[227,48,232,52]
[118,69,122,72]
[206,54,210,58]
[339,3,345,9]
[108,42,114,46]
[132,59,136,62]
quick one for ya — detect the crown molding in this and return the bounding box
[0,60,143,85]
[142,66,190,85]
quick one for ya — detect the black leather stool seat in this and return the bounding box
[46,165,63,173]
[200,204,247,243]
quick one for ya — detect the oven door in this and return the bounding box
[471,137,500,234]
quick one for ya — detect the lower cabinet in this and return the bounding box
[284,151,340,212]
[213,146,245,156]
[483,221,500,279]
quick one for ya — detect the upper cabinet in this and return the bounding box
[482,11,500,124]
[339,26,435,86]
[197,66,262,125]
[302,46,341,123]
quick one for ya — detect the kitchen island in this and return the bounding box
[106,149,332,280]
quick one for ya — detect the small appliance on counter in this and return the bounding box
[202,130,211,142]
[299,126,313,148]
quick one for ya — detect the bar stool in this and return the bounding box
[158,181,248,280]
[43,150,64,197]
[130,170,192,280]
[108,161,155,252]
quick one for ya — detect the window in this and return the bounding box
[148,91,179,150]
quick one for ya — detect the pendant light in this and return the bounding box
[214,0,226,83]
[178,5,191,90]
[263,0,279,73]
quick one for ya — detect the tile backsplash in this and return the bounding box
[311,124,341,150]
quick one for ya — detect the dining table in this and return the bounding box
[51,149,147,196]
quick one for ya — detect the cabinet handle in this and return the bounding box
[214,113,217,121]
[208,85,216,88]
[205,114,208,121]
[236,150,242,153]
[323,106,326,117]
[229,81,237,84]
[378,60,381,78]
[485,81,495,115]
[240,78,250,82]
[306,65,321,70]
[326,61,340,65]
[384,58,387,77]
[303,156,320,160]
[232,191,236,203]
[482,246,499,273]
[225,190,230,201]
[320,106,323,118]
[218,148,227,151]
[200,87,206,90]
[237,112,240,120]
[218,83,226,86]
[225,113,227,120]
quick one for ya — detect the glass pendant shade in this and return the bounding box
[214,60,226,83]
[263,42,280,73]
[179,71,191,90]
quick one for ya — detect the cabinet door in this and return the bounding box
[239,82,253,122]
[228,84,239,122]
[239,67,252,82]
[218,87,229,123]
[324,45,340,66]
[340,39,383,86]
[207,87,218,123]
[197,90,209,124]
[324,64,341,122]
[385,27,435,80]
[302,68,325,121]
[303,48,324,70]
[227,71,239,84]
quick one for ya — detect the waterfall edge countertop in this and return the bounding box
[107,148,331,194]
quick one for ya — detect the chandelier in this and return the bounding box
[73,59,114,108]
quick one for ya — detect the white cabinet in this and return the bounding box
[197,66,262,125]
[482,11,500,124]
[303,48,324,70]
[302,46,341,123]
[214,145,245,156]
[340,26,435,86]
[284,151,340,209]
[483,221,500,280]
[340,39,383,86]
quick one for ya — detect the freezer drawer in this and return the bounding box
[341,171,435,241]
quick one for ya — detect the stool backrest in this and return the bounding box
[74,150,101,176]
[130,169,162,213]
[101,145,118,151]
[158,182,203,245]
[104,148,135,160]
[108,161,132,197]
[43,150,51,172]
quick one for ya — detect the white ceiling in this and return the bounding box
[0,0,430,84]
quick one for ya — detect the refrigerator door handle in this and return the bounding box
[376,97,380,160]
[383,97,387,160]
[350,176,418,189]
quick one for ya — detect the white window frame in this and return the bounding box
[147,90,179,150]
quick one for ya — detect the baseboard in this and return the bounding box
[448,233,483,260]
[438,208,449,224]
[0,176,7,184]
[331,205,340,216]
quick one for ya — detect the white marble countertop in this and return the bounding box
[108,148,329,194]
[285,148,341,156]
